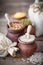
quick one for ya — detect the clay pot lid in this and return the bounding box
[18,35,35,44]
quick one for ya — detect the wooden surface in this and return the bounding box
[0,17,43,65]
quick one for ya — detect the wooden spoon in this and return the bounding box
[5,13,10,27]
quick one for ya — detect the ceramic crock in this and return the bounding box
[18,35,37,57]
[6,22,26,42]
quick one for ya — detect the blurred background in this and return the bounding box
[0,0,34,17]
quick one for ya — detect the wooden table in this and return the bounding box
[0,17,43,65]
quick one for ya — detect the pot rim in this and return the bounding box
[7,24,25,31]
[18,35,35,45]
[7,22,26,34]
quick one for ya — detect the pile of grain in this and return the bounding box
[21,52,43,65]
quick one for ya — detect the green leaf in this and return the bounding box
[21,19,31,26]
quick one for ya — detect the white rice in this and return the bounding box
[19,35,35,43]
[29,52,43,65]
[21,52,43,65]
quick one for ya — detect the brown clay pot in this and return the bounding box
[7,32,20,42]
[24,25,35,35]
[6,24,26,42]
[18,36,37,57]
[30,25,35,35]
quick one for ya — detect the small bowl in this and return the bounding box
[12,12,27,20]
[18,35,37,57]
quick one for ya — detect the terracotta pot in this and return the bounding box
[12,12,27,21]
[24,25,35,35]
[30,25,35,35]
[6,24,26,42]
[7,24,25,34]
[18,35,37,57]
[7,32,20,42]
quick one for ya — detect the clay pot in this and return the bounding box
[30,25,35,35]
[12,12,27,21]
[24,25,35,35]
[6,24,26,42]
[18,35,37,57]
